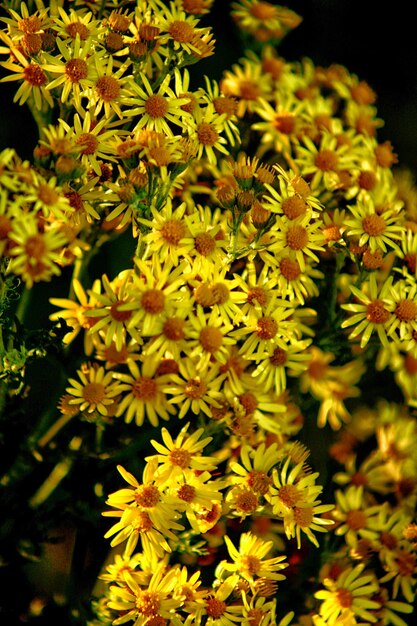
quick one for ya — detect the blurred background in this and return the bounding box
[1,0,417,176]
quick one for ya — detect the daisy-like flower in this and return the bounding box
[231,260,284,324]
[220,531,288,583]
[231,1,302,42]
[190,266,244,326]
[268,457,323,518]
[185,102,230,165]
[41,36,100,109]
[153,0,211,56]
[345,198,405,254]
[186,306,235,369]
[113,356,176,427]
[220,56,272,117]
[341,273,395,349]
[7,215,68,288]
[181,204,228,273]
[252,93,307,156]
[263,164,324,218]
[274,251,323,304]
[145,422,218,484]
[384,277,417,342]
[49,277,102,353]
[84,269,137,352]
[126,254,191,337]
[172,470,225,532]
[163,356,225,419]
[332,485,380,548]
[0,34,54,109]
[268,212,326,272]
[137,199,193,265]
[65,363,123,416]
[203,75,240,146]
[202,575,244,626]
[52,6,103,42]
[379,541,417,604]
[107,562,183,626]
[315,563,380,625]
[229,441,282,498]
[102,463,184,558]
[25,172,72,220]
[124,71,192,136]
[88,55,130,120]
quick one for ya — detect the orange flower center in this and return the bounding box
[194,283,216,307]
[247,470,272,495]
[366,300,390,324]
[163,318,185,341]
[247,286,268,307]
[24,64,47,86]
[177,483,196,502]
[130,510,153,532]
[169,20,195,42]
[76,132,99,155]
[280,257,301,281]
[65,58,88,82]
[38,183,59,206]
[395,299,417,321]
[235,489,258,513]
[358,170,377,190]
[336,588,353,609]
[315,149,338,171]
[278,484,302,508]
[250,1,278,19]
[395,551,416,576]
[286,224,308,250]
[213,95,238,117]
[256,316,278,339]
[135,484,160,507]
[241,554,261,575]
[110,299,133,322]
[136,591,160,616]
[210,282,229,305]
[82,382,106,405]
[197,122,218,146]
[346,509,367,530]
[273,113,296,134]
[270,347,287,367]
[239,80,260,100]
[362,214,386,236]
[293,505,313,527]
[160,218,186,245]
[25,235,46,260]
[95,75,120,102]
[141,289,165,314]
[66,22,89,40]
[282,196,308,220]
[239,392,258,415]
[19,15,42,33]
[169,447,192,468]
[206,598,227,618]
[132,376,158,400]
[195,232,216,256]
[185,377,207,399]
[199,326,223,353]
[145,94,169,118]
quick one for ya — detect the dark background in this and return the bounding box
[1,0,417,176]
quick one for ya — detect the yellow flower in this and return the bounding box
[229,441,282,498]
[185,102,230,165]
[345,198,405,254]
[220,531,288,582]
[220,56,272,117]
[333,485,380,548]
[203,575,244,626]
[65,363,123,416]
[268,212,326,272]
[314,563,380,625]
[113,356,176,427]
[385,277,417,342]
[231,1,302,42]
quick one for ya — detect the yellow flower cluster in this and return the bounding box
[0,1,416,626]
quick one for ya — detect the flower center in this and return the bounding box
[66,22,89,40]
[130,510,153,532]
[136,591,160,616]
[76,133,99,155]
[395,551,416,576]
[24,64,47,86]
[110,299,133,322]
[336,588,353,609]
[177,484,196,502]
[65,58,88,82]
[163,318,185,340]
[19,15,42,33]
[395,299,417,321]
[282,196,308,220]
[145,94,169,118]
[247,470,272,495]
[270,347,287,367]
[169,447,191,468]
[315,149,338,171]
[141,289,165,314]
[239,80,260,100]
[160,218,186,245]
[235,489,258,513]
[82,382,106,405]
[95,75,120,102]
[293,506,313,527]
[213,96,238,117]
[206,598,227,618]
[278,484,302,508]
[362,214,386,236]
[38,183,59,206]
[239,392,258,415]
[132,377,158,400]
[358,170,377,190]
[195,232,216,256]
[185,377,207,399]
[197,122,218,146]
[366,300,390,324]
[256,316,278,340]
[210,282,229,304]
[135,484,160,508]
[199,326,223,353]
[25,235,46,260]
[169,20,195,42]
[241,554,261,575]
[194,283,216,307]
[247,286,268,307]
[346,509,367,530]
[280,257,301,281]
[250,1,278,19]
[273,113,296,134]
[286,224,308,250]
[323,223,341,242]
